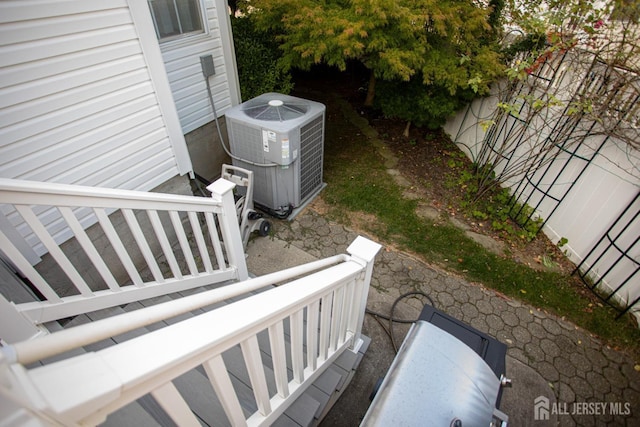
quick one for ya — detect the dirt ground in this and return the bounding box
[369,113,577,274]
[293,66,578,277]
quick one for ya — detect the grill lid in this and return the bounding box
[241,96,309,121]
[360,321,504,427]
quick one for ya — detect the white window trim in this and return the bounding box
[148,0,210,46]
[214,0,241,107]
[128,0,193,177]
[159,31,211,51]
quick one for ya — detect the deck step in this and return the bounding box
[284,392,321,427]
[100,400,160,427]
[0,259,38,304]
[313,336,372,424]
[303,385,332,420]
[272,415,305,427]
[315,366,344,395]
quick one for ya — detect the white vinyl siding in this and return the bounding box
[160,0,241,133]
[0,1,186,188]
[0,0,192,258]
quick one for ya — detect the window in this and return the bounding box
[148,0,204,41]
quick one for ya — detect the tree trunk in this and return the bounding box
[403,121,411,138]
[364,71,376,106]
[227,0,238,15]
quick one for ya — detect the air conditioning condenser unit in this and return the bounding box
[225,93,326,217]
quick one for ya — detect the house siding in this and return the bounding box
[0,1,186,188]
[160,0,241,134]
[0,0,193,257]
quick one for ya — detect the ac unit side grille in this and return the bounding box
[230,122,263,162]
[299,115,324,201]
[252,161,274,208]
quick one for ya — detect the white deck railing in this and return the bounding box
[0,237,381,427]
[0,178,248,329]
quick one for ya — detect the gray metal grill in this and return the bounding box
[361,318,509,426]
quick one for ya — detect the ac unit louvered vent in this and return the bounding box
[300,115,324,201]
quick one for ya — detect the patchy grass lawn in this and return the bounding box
[301,84,640,356]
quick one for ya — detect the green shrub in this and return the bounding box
[456,169,543,241]
[374,75,475,129]
[231,17,293,101]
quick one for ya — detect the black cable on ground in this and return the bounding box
[365,290,436,353]
[192,173,211,198]
[254,201,293,220]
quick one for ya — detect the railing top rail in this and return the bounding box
[3,254,350,365]
[0,178,229,212]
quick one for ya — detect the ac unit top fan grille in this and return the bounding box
[241,97,309,121]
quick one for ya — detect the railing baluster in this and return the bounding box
[241,336,272,416]
[268,321,289,398]
[204,355,248,427]
[306,301,319,370]
[170,211,198,276]
[147,210,182,280]
[205,212,226,271]
[318,292,333,362]
[16,205,93,296]
[339,280,356,343]
[290,309,304,383]
[349,273,366,342]
[94,208,143,287]
[122,208,164,283]
[188,211,213,273]
[329,287,344,352]
[58,207,120,292]
[150,381,201,427]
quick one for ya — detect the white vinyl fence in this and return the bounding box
[444,52,640,320]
